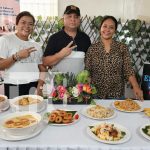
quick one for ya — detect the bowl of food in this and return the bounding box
[0,95,9,110]
[10,95,45,112]
[1,111,41,136]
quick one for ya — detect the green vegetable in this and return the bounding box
[142,125,150,136]
[76,70,90,84]
[54,73,64,86]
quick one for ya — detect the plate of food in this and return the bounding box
[87,122,131,144]
[10,95,46,112]
[112,98,143,112]
[140,124,150,141]
[81,105,116,120]
[143,108,150,117]
[44,109,79,125]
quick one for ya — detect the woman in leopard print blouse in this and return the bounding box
[85,16,143,100]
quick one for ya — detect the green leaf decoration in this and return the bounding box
[76,70,90,84]
[40,30,45,35]
[36,37,40,42]
[37,22,42,28]
[47,16,52,21]
[37,15,42,20]
[147,26,150,33]
[91,86,97,94]
[57,18,64,30]
[90,100,96,105]
[54,73,64,86]
[127,19,142,36]
[91,16,103,30]
[77,95,83,102]
[31,31,38,37]
[45,23,50,29]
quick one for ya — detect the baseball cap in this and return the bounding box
[64,5,80,16]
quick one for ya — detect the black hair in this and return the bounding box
[99,15,118,31]
[16,11,35,25]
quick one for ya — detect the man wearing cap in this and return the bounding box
[43,5,91,67]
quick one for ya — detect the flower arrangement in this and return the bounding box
[50,70,97,104]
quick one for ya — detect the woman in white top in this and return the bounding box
[0,11,45,98]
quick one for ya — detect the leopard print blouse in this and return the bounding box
[85,40,135,99]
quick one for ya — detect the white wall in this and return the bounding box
[124,0,150,22]
[58,0,150,23]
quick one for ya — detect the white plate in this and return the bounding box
[81,105,116,120]
[139,124,150,141]
[112,100,143,112]
[0,121,45,141]
[87,122,131,144]
[44,110,80,126]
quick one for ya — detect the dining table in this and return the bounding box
[0,99,150,150]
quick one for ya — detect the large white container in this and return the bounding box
[45,51,85,96]
[51,51,85,75]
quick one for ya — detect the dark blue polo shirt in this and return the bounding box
[44,28,91,56]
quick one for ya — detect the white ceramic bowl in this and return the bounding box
[1,111,41,136]
[10,95,45,112]
[0,95,9,110]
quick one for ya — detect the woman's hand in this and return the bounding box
[128,75,144,101]
[17,47,37,59]
[36,79,45,96]
[36,86,43,96]
[133,86,144,101]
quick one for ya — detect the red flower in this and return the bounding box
[76,83,83,92]
[57,85,66,93]
[50,90,57,97]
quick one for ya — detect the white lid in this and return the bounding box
[65,51,85,58]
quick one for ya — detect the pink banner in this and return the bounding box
[0,0,20,35]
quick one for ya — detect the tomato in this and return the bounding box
[74,114,79,120]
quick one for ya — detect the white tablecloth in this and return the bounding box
[0,100,150,150]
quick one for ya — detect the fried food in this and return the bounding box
[144,108,150,111]
[59,110,67,117]
[55,116,63,123]
[49,113,57,122]
[64,113,73,120]
[114,98,141,111]
[144,111,150,117]
[144,108,150,117]
[48,110,74,124]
